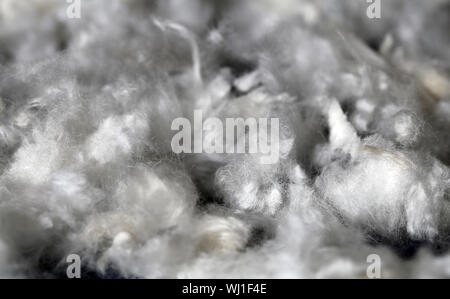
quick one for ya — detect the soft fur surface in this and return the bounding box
[0,0,450,278]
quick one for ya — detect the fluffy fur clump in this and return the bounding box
[0,0,449,278]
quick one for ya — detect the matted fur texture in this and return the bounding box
[0,0,450,278]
